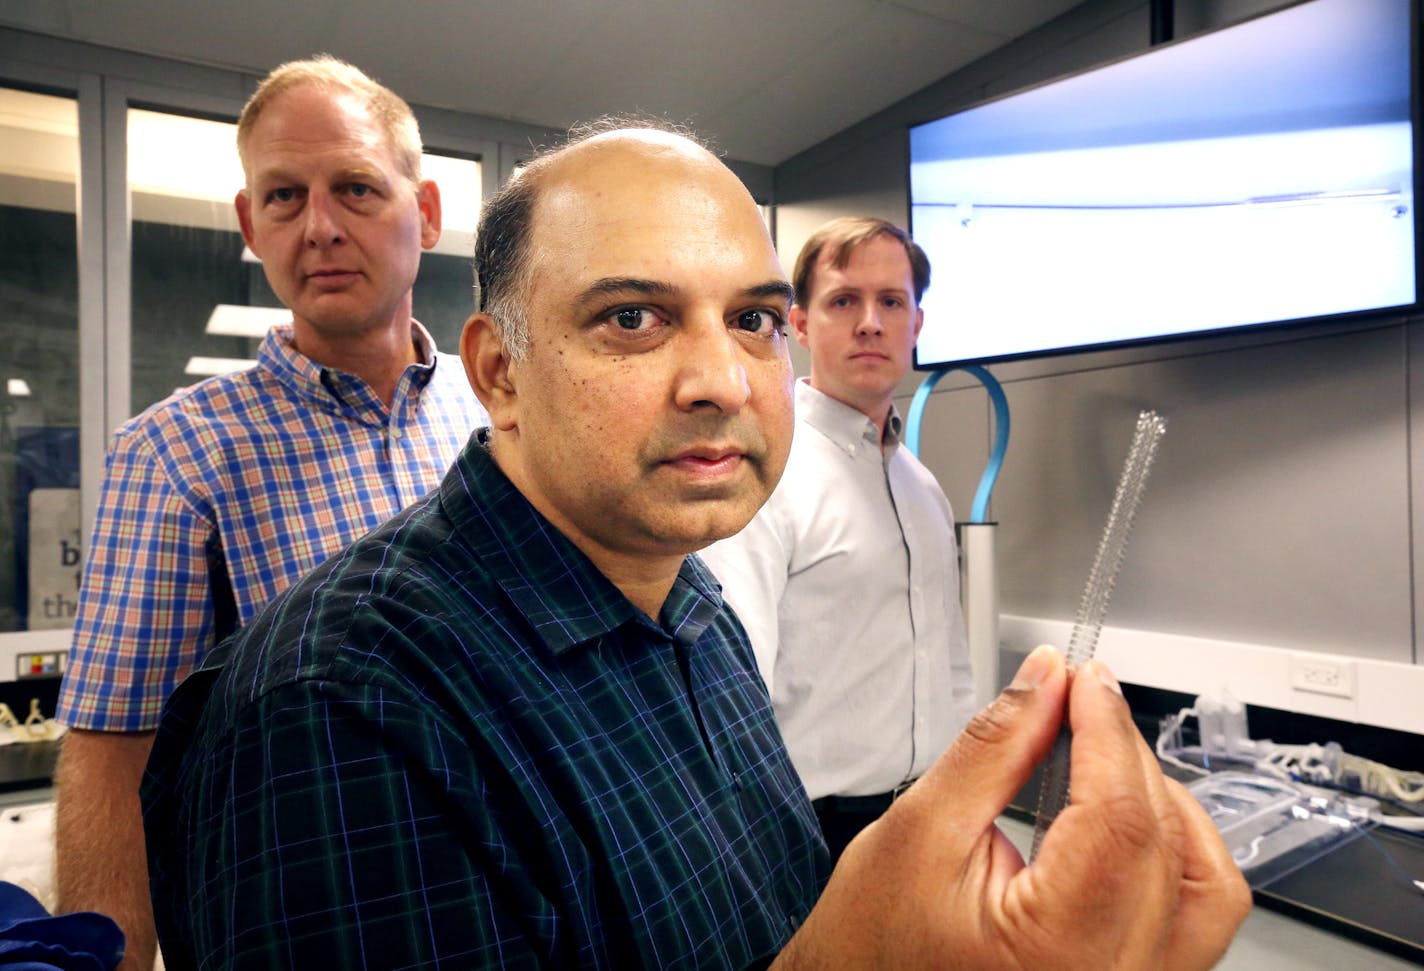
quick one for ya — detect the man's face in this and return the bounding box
[479,135,795,570]
[792,234,925,423]
[235,84,439,342]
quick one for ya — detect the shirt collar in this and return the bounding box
[258,320,441,416]
[442,434,726,657]
[795,378,903,457]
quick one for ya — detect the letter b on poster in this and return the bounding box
[27,488,81,631]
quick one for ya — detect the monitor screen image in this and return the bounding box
[908,0,1418,369]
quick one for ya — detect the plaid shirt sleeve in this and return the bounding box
[152,675,559,970]
[59,426,223,731]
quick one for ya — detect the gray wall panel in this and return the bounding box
[993,326,1413,663]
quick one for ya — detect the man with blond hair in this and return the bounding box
[702,216,975,861]
[55,55,482,969]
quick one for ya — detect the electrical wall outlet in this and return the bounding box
[1289,653,1355,699]
[15,651,65,680]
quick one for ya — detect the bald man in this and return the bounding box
[142,121,1249,970]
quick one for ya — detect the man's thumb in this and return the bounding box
[907,644,1069,832]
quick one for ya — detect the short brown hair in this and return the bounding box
[236,55,423,184]
[792,216,930,308]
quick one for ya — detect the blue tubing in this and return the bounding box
[905,365,1009,524]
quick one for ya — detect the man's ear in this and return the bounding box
[461,312,519,432]
[789,304,811,350]
[417,179,442,250]
[235,190,257,251]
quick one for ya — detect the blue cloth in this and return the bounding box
[0,882,123,970]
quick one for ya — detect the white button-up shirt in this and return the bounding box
[700,379,975,800]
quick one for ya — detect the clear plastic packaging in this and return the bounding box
[1187,771,1380,888]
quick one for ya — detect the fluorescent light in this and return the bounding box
[185,356,256,376]
[205,304,289,338]
[7,379,31,397]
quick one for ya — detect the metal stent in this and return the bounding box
[1030,409,1168,861]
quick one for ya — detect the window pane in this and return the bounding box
[127,108,274,415]
[0,87,80,634]
[410,152,481,353]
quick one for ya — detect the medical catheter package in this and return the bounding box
[1186,771,1379,889]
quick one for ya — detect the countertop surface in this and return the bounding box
[996,814,1424,970]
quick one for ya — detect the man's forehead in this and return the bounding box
[529,140,771,255]
[247,85,382,153]
[542,143,712,207]
[243,94,395,184]
[817,237,913,283]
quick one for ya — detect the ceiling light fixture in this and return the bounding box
[204,304,290,338]
[185,356,256,377]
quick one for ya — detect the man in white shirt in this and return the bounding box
[700,216,975,860]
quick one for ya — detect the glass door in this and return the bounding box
[0,86,80,646]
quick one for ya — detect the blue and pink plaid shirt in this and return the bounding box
[58,321,484,731]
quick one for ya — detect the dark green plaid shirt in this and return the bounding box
[143,436,829,970]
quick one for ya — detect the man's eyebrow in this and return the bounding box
[575,277,794,308]
[745,280,795,306]
[579,278,677,301]
[334,164,388,184]
[249,164,386,187]
[248,165,290,186]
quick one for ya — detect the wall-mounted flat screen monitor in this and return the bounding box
[908,0,1419,370]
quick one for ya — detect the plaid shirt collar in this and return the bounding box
[443,434,725,659]
[258,321,442,420]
